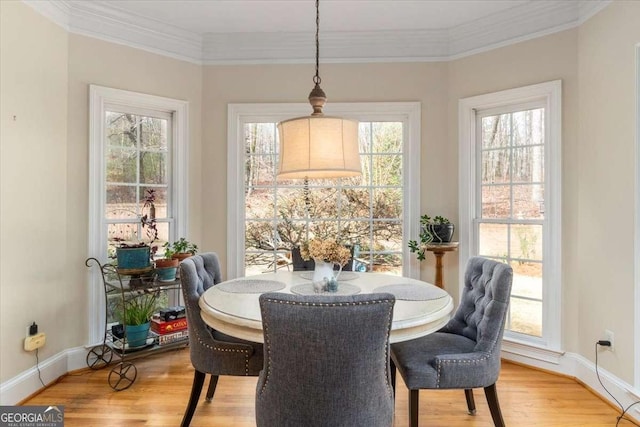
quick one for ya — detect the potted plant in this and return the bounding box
[114,189,159,273]
[154,247,180,282]
[163,237,198,262]
[427,215,454,244]
[120,294,157,348]
[115,241,152,273]
[408,214,455,260]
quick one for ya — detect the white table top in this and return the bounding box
[199,271,454,344]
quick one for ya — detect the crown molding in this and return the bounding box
[579,0,612,24]
[202,29,449,65]
[23,0,611,65]
[449,1,581,58]
[67,0,203,64]
[23,0,71,31]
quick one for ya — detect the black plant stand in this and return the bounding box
[85,258,187,390]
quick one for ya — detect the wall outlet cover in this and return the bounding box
[24,333,46,351]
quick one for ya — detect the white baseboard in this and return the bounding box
[0,346,89,405]
[502,341,640,419]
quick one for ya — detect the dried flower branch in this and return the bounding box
[300,239,351,266]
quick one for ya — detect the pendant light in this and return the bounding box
[276,0,361,180]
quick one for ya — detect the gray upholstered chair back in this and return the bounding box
[440,256,513,372]
[255,292,396,427]
[179,253,263,426]
[180,253,257,375]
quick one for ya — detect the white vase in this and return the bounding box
[313,259,342,283]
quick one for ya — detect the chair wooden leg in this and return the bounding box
[390,359,396,397]
[465,388,476,415]
[181,370,206,427]
[409,389,419,427]
[484,383,506,427]
[205,375,219,402]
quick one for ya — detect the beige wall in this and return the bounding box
[577,0,640,382]
[0,1,69,381]
[1,0,638,389]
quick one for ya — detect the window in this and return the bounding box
[459,81,561,351]
[88,86,188,344]
[635,44,640,389]
[228,103,421,279]
[104,109,172,256]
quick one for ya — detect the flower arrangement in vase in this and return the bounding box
[300,239,352,283]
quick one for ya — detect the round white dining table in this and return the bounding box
[199,271,454,344]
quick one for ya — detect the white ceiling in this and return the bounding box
[26,0,610,64]
[87,0,532,34]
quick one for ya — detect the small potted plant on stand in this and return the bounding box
[121,294,157,348]
[408,214,455,260]
[164,237,198,262]
[427,215,454,244]
[162,237,198,278]
[154,247,180,282]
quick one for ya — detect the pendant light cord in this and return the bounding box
[305,0,319,236]
[313,0,321,85]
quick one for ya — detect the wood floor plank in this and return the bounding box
[22,348,637,426]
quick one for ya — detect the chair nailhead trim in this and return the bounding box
[197,337,251,375]
[383,301,394,398]
[434,317,507,388]
[436,354,491,388]
[262,298,395,307]
[258,321,271,395]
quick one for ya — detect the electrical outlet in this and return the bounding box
[24,332,46,351]
[604,330,614,352]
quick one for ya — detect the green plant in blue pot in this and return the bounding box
[120,294,157,348]
[154,247,180,282]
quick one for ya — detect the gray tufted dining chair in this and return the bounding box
[179,253,263,427]
[390,257,513,427]
[255,292,396,427]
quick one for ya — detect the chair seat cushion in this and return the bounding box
[391,332,476,389]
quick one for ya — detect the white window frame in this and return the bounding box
[227,102,421,280]
[87,85,189,345]
[635,44,640,389]
[459,80,562,352]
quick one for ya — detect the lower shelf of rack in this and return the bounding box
[107,337,189,358]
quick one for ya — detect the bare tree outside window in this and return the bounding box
[243,122,404,276]
[479,108,544,337]
[105,111,171,258]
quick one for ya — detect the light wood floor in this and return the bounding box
[24,347,637,426]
